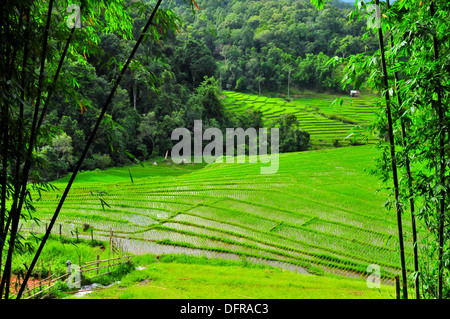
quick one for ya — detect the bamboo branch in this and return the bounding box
[36,7,80,136]
[16,0,164,299]
[2,9,80,251]
[0,0,55,299]
[2,1,79,299]
[430,1,446,300]
[0,0,11,288]
[0,6,32,287]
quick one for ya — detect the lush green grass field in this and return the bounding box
[55,159,207,185]
[222,91,380,147]
[23,145,415,293]
[13,238,395,299]
[69,254,395,299]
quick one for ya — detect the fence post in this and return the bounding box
[91,228,94,243]
[97,255,100,275]
[59,224,62,239]
[109,229,113,254]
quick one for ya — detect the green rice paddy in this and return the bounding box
[24,145,415,286]
[222,91,380,147]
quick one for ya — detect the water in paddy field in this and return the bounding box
[113,237,310,275]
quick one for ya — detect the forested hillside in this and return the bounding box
[42,0,375,180]
[171,0,377,93]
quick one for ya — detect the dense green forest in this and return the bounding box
[172,0,377,92]
[41,0,375,180]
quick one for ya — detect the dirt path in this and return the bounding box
[7,275,41,298]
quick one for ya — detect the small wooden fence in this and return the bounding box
[72,255,132,289]
[19,223,121,247]
[10,254,132,299]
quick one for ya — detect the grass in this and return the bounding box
[55,158,207,185]
[68,254,395,299]
[12,236,111,277]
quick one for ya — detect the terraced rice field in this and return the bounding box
[222,91,380,147]
[23,145,416,283]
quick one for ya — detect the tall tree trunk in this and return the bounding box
[375,0,408,299]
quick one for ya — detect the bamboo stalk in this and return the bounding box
[0,8,11,278]
[0,91,9,290]
[0,1,55,299]
[2,5,32,266]
[385,1,419,298]
[430,2,446,300]
[394,85,420,297]
[1,1,76,298]
[375,0,408,299]
[395,275,400,299]
[0,6,10,270]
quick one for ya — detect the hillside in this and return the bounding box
[222,91,379,147]
[171,0,377,94]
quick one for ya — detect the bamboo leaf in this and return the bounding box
[128,168,134,184]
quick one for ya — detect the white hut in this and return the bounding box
[350,90,360,97]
